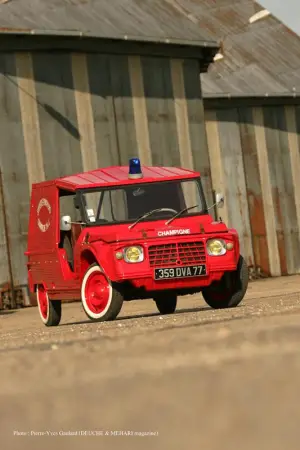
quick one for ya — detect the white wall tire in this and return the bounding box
[81,264,123,322]
[36,285,61,327]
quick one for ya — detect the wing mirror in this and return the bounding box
[215,192,224,209]
[60,215,71,231]
[207,192,225,211]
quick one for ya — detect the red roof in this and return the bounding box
[55,165,199,190]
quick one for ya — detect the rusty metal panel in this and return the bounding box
[141,56,181,167]
[263,106,300,275]
[32,52,83,180]
[238,107,270,275]
[276,106,300,274]
[86,54,120,168]
[0,52,29,294]
[216,108,254,266]
[182,58,213,206]
[108,55,138,165]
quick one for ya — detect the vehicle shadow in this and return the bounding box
[61,306,211,327]
[0,310,18,315]
[118,306,211,321]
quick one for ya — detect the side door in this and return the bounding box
[27,184,66,290]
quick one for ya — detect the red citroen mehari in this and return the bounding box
[25,158,249,326]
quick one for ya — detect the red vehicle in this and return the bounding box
[25,158,249,326]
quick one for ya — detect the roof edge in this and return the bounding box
[204,94,300,109]
[204,92,300,99]
[0,32,219,67]
[0,28,219,49]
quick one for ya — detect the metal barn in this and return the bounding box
[0,0,218,307]
[155,0,300,277]
[194,0,300,278]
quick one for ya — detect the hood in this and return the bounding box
[87,215,229,244]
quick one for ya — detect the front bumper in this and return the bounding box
[127,267,237,291]
[111,237,239,292]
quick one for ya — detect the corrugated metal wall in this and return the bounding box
[0,50,212,292]
[205,103,300,277]
[1,48,298,296]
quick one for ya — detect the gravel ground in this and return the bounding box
[1,275,300,450]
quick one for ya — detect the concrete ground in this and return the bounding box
[1,275,300,450]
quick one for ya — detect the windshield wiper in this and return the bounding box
[165,205,199,226]
[129,208,173,230]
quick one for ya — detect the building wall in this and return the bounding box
[205,102,300,277]
[0,50,212,293]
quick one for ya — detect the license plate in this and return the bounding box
[154,265,207,280]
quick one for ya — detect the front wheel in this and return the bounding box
[202,255,249,309]
[37,285,62,326]
[154,293,177,315]
[81,263,123,322]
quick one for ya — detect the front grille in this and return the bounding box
[148,241,206,267]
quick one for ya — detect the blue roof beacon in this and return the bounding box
[128,158,143,179]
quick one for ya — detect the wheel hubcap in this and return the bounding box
[85,271,110,314]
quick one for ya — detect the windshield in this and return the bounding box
[79,179,207,226]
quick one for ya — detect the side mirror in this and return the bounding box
[60,215,71,231]
[215,192,224,208]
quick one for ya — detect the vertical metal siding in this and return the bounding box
[238,107,270,275]
[0,53,24,287]
[86,54,120,167]
[1,53,32,288]
[1,51,212,300]
[141,57,181,167]
[215,108,254,265]
[253,107,281,276]
[128,55,152,166]
[109,55,138,164]
[71,53,98,173]
[285,106,300,274]
[182,59,213,206]
[170,59,197,205]
[1,47,300,297]
[205,103,300,277]
[205,111,230,225]
[15,52,45,186]
[32,52,82,179]
[264,106,300,275]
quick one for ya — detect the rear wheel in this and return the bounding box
[202,255,249,309]
[154,293,177,315]
[81,263,123,322]
[36,285,61,327]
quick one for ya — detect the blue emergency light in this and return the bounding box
[128,157,143,179]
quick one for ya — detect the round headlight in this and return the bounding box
[124,246,144,263]
[207,239,226,256]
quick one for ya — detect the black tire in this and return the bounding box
[47,301,62,327]
[81,263,123,322]
[202,255,249,309]
[37,285,62,326]
[154,293,177,315]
